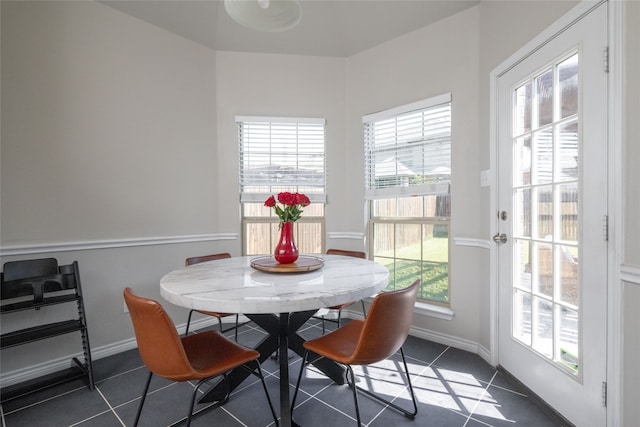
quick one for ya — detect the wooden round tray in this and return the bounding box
[250,255,324,273]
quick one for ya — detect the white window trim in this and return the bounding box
[362,93,452,123]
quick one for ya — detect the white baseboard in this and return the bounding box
[408,324,480,355]
[477,343,494,366]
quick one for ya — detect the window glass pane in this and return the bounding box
[245,222,277,255]
[393,259,423,291]
[514,82,532,136]
[295,222,323,254]
[373,223,394,257]
[559,183,578,242]
[373,195,450,218]
[425,194,451,217]
[535,69,554,127]
[558,54,579,119]
[396,224,422,260]
[514,239,532,291]
[421,224,449,303]
[532,128,553,184]
[557,120,579,181]
[533,296,553,358]
[534,186,553,240]
[514,188,531,238]
[372,198,398,217]
[397,197,423,218]
[514,136,531,186]
[533,241,553,298]
[513,289,532,346]
[559,244,579,306]
[244,202,273,218]
[559,306,579,372]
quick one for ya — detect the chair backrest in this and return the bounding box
[350,279,420,365]
[326,249,366,259]
[2,259,80,303]
[185,252,231,266]
[123,288,194,381]
[2,258,58,282]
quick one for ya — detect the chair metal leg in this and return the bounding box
[347,366,362,426]
[346,347,418,420]
[253,361,279,426]
[133,371,153,427]
[291,350,309,418]
[360,300,367,318]
[185,310,195,335]
[234,314,239,342]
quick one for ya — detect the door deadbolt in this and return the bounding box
[492,233,508,244]
[499,211,508,221]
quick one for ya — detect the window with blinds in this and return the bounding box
[364,94,452,305]
[237,116,326,256]
[364,93,451,200]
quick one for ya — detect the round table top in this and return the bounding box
[160,254,389,314]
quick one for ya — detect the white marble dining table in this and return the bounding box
[160,254,389,427]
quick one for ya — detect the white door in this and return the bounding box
[496,3,608,426]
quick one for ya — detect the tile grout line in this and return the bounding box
[67,386,126,427]
[463,370,499,427]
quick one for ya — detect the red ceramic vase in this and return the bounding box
[274,222,299,264]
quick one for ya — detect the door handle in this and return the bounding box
[492,233,508,244]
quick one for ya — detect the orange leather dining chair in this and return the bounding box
[123,288,278,427]
[314,249,368,333]
[292,279,421,426]
[184,253,240,340]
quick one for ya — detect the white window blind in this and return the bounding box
[363,94,452,200]
[237,116,326,203]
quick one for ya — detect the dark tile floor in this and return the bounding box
[1,319,564,426]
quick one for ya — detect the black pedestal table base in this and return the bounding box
[198,310,346,427]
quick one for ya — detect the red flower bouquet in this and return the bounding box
[264,192,310,226]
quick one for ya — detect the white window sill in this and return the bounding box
[413,301,455,320]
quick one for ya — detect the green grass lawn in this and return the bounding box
[375,236,449,303]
